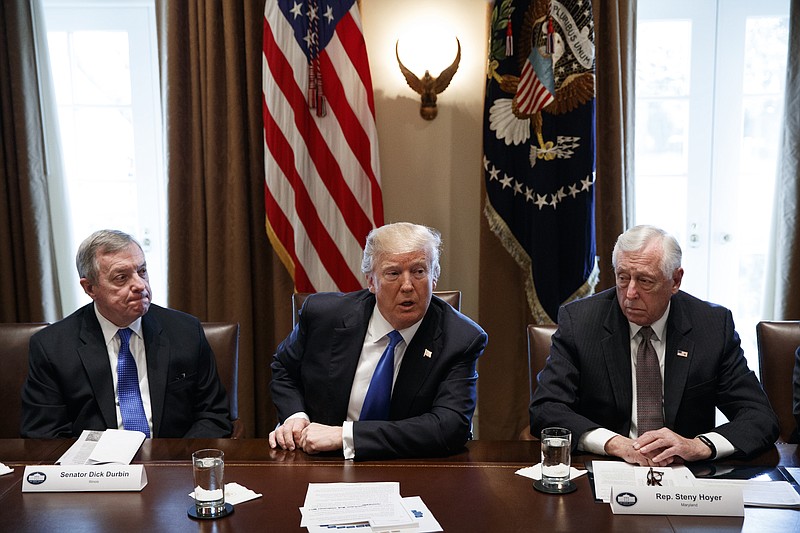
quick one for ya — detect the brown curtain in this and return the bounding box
[771,0,800,320]
[0,0,61,323]
[156,0,293,437]
[477,0,634,440]
[593,0,634,289]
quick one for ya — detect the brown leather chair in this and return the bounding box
[291,290,462,327]
[201,322,244,439]
[519,323,558,440]
[756,320,800,443]
[0,323,49,438]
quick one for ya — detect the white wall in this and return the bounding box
[360,0,491,319]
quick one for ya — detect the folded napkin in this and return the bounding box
[515,463,587,481]
[189,482,262,505]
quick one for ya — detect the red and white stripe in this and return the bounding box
[262,2,383,292]
[516,58,555,115]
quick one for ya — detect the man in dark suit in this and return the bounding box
[530,225,778,465]
[21,229,231,438]
[269,222,487,460]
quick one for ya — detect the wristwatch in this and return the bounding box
[697,434,716,460]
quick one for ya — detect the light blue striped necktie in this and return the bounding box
[117,328,150,437]
[360,330,403,421]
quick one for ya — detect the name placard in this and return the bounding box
[610,485,743,516]
[22,465,147,492]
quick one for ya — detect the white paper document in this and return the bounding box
[56,429,146,466]
[694,479,800,508]
[305,496,442,533]
[591,462,695,503]
[0,462,13,476]
[300,482,418,530]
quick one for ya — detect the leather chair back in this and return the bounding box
[292,290,462,328]
[520,323,558,440]
[756,320,800,443]
[201,322,244,438]
[0,323,49,438]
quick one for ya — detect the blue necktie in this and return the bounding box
[360,330,403,421]
[117,328,150,437]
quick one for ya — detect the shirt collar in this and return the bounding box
[93,303,143,344]
[628,301,670,343]
[367,305,424,346]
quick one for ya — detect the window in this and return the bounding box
[42,0,166,310]
[635,0,790,371]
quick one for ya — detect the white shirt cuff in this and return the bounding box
[579,427,619,455]
[342,421,355,460]
[283,411,310,424]
[700,432,734,460]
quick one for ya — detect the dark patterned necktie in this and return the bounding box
[360,330,403,421]
[117,328,150,437]
[636,326,663,435]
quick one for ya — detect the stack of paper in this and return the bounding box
[591,462,696,502]
[56,429,146,465]
[300,482,441,532]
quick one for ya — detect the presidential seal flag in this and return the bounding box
[484,0,598,323]
[263,0,383,293]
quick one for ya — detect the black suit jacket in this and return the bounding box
[530,288,778,457]
[21,303,232,438]
[270,289,487,460]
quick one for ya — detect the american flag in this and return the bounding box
[262,0,383,292]
[515,45,555,116]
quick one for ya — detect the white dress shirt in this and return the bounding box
[94,305,154,435]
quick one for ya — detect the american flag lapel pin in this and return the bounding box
[677,350,688,358]
[424,349,432,358]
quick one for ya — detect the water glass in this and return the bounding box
[540,427,571,490]
[192,448,225,517]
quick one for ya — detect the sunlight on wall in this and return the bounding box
[363,0,490,100]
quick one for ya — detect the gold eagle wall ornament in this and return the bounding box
[396,37,461,120]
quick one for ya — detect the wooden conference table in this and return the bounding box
[1,439,798,532]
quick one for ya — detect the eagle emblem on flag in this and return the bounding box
[483,0,598,323]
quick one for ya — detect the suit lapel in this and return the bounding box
[326,296,373,421]
[663,295,693,428]
[77,306,118,429]
[390,302,441,419]
[601,301,634,433]
[142,310,168,437]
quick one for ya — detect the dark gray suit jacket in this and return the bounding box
[530,288,778,457]
[270,289,487,460]
[21,303,232,438]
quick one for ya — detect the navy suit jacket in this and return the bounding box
[271,289,487,460]
[21,303,232,438]
[530,288,778,457]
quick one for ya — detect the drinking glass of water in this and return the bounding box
[536,427,576,494]
[190,448,231,519]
